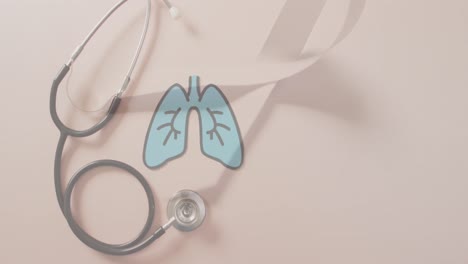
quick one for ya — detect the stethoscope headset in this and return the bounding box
[50,0,206,255]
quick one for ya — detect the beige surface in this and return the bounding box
[1,0,468,263]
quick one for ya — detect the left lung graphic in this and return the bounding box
[144,76,243,169]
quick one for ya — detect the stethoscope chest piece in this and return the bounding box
[167,190,206,232]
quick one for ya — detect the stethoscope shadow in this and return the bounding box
[60,0,368,262]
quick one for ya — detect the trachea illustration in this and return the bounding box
[144,76,243,169]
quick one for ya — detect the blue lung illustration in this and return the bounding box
[144,76,243,169]
[198,85,243,168]
[143,84,190,168]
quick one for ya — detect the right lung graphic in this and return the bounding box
[144,76,243,169]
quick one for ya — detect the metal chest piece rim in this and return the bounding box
[167,190,206,232]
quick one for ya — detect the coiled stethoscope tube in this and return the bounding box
[50,0,205,255]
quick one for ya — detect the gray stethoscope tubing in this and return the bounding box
[67,0,151,98]
[50,0,204,255]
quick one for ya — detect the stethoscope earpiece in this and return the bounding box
[169,7,181,19]
[163,0,181,19]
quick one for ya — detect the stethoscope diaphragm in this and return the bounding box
[167,190,206,232]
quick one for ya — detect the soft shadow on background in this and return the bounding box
[56,0,367,263]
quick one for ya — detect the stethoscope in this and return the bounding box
[50,0,206,255]
[50,0,365,256]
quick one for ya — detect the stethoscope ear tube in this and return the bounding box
[50,64,121,137]
[54,64,70,84]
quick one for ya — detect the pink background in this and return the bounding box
[1,0,468,263]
